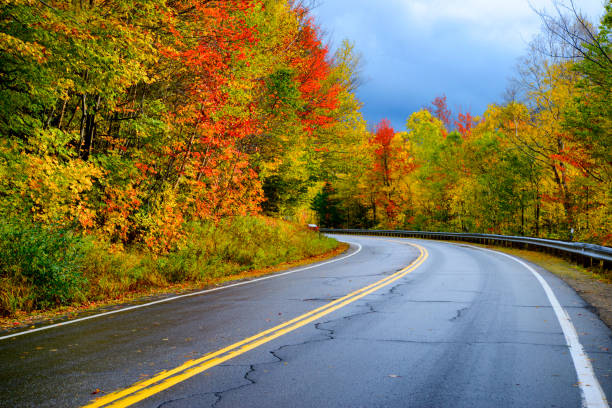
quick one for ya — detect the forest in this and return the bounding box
[0,0,609,315]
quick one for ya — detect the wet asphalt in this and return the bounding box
[1,235,611,408]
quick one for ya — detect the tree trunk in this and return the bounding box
[55,98,68,129]
[80,94,101,161]
[78,93,88,155]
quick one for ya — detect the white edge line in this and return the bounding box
[0,241,362,341]
[464,244,609,408]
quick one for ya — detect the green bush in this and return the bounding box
[158,216,338,282]
[0,221,87,313]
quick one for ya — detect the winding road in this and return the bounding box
[1,235,611,407]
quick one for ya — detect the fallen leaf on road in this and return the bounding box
[92,389,100,395]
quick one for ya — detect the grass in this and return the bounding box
[0,216,344,325]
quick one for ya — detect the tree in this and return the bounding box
[426,94,452,130]
[311,182,343,228]
[359,119,416,227]
[404,110,459,230]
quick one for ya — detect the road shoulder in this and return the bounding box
[468,244,612,329]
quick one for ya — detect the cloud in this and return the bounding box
[311,0,605,130]
[396,0,538,51]
[396,0,604,51]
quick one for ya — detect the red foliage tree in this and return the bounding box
[152,1,264,228]
[371,119,395,188]
[428,94,452,131]
[291,16,340,135]
[454,111,478,139]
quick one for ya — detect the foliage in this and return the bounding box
[563,1,612,176]
[0,220,87,314]
[311,182,344,228]
[319,2,610,245]
[0,216,336,317]
[0,1,355,316]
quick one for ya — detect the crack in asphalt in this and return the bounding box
[389,283,405,297]
[314,321,336,340]
[204,302,383,406]
[203,320,338,407]
[156,391,211,408]
[300,297,339,302]
[449,307,469,322]
[154,277,585,408]
[342,303,379,320]
[211,365,256,408]
[170,276,452,407]
[339,337,570,348]
[154,365,257,408]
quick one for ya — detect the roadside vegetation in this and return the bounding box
[462,242,610,284]
[0,216,338,317]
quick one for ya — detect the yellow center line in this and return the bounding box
[85,242,428,408]
[85,249,420,408]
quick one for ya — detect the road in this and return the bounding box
[1,235,611,407]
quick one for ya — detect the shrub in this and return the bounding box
[0,220,87,314]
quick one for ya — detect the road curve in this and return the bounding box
[1,235,611,407]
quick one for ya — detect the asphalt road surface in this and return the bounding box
[1,235,611,408]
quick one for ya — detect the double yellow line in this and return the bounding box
[85,242,428,408]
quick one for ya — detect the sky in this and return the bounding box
[310,0,606,131]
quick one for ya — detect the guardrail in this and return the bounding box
[319,228,612,271]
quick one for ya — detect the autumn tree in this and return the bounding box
[426,94,452,130]
[355,119,415,226]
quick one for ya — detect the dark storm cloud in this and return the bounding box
[311,0,604,131]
